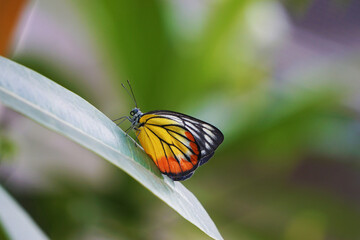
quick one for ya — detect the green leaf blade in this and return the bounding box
[0,185,49,240]
[0,56,223,240]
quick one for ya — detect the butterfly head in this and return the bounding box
[129,107,143,124]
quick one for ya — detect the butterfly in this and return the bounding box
[115,81,224,181]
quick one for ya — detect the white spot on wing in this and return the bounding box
[185,118,198,124]
[190,129,200,140]
[204,128,215,138]
[202,124,214,130]
[205,135,213,145]
[186,122,197,130]
[185,122,201,140]
[201,150,206,155]
[205,142,210,149]
[164,115,181,124]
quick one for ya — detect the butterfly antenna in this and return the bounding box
[121,81,138,108]
[126,80,138,108]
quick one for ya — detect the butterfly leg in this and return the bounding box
[115,116,131,126]
[123,125,139,148]
[124,125,134,136]
[135,128,141,138]
[132,127,141,148]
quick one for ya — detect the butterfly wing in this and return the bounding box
[136,110,223,181]
[151,111,224,166]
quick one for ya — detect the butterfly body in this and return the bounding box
[128,108,224,181]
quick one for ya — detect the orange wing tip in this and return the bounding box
[190,154,198,165]
[158,157,170,173]
[151,154,200,181]
[156,156,198,176]
[168,157,182,174]
[180,158,194,172]
[189,142,199,155]
[185,131,195,142]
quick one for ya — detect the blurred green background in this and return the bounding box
[1,0,360,239]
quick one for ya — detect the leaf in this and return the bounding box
[0,56,223,240]
[0,185,49,240]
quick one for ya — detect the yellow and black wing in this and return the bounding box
[136,110,224,181]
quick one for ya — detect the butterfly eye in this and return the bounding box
[130,108,139,116]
